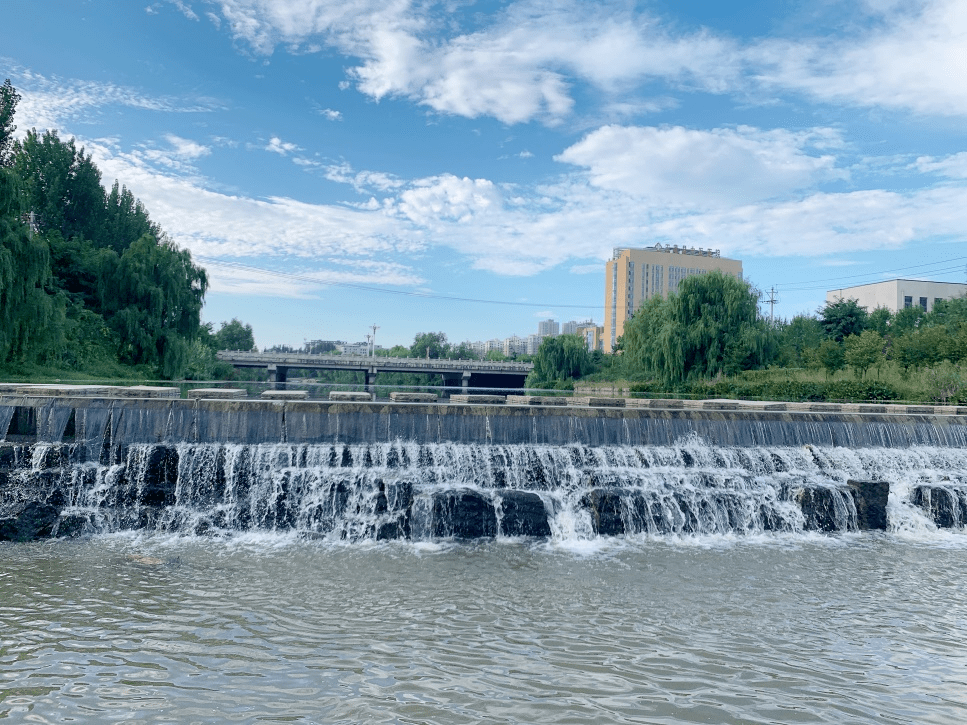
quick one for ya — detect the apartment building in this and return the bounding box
[603,244,743,353]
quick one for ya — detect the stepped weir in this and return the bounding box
[2,394,966,542]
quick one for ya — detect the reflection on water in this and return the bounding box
[2,535,966,724]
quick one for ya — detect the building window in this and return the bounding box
[919,297,928,311]
[904,296,912,309]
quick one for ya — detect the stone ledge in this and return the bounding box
[568,396,625,408]
[260,390,309,400]
[625,398,686,409]
[186,388,246,399]
[389,392,438,403]
[506,395,567,406]
[112,386,180,399]
[449,395,507,405]
[328,391,372,401]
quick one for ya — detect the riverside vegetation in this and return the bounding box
[2,79,964,402]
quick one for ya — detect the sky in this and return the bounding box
[3,0,967,349]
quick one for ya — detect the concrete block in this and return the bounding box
[506,395,566,406]
[701,399,739,410]
[807,403,842,412]
[449,395,506,405]
[904,405,935,415]
[842,404,888,414]
[114,386,180,399]
[261,390,309,400]
[15,385,118,397]
[569,397,625,407]
[389,392,438,403]
[329,391,373,401]
[186,388,247,399]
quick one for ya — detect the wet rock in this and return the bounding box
[137,446,179,507]
[847,480,890,530]
[432,490,497,538]
[0,501,60,541]
[913,486,967,528]
[497,491,551,537]
[580,489,624,536]
[794,487,844,532]
[53,513,90,538]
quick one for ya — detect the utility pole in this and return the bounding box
[370,324,380,357]
[766,286,779,322]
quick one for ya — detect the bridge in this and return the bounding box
[216,351,534,392]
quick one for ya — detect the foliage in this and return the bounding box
[844,330,883,379]
[527,334,592,388]
[924,362,967,404]
[101,234,208,378]
[0,79,19,166]
[410,331,449,359]
[820,298,867,341]
[776,314,823,367]
[0,169,65,364]
[213,318,256,351]
[815,339,845,378]
[621,271,776,386]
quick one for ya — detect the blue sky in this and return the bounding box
[3,0,967,348]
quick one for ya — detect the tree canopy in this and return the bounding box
[622,271,775,387]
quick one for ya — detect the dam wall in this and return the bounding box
[2,394,966,543]
[4,394,967,448]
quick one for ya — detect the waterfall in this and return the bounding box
[4,437,967,541]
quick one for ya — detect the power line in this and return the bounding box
[777,256,967,291]
[196,257,600,310]
[781,263,967,292]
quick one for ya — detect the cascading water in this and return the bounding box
[4,435,966,541]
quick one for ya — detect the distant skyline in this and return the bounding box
[3,1,967,347]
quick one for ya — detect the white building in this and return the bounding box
[826,279,967,314]
[526,333,542,355]
[503,335,526,356]
[538,319,559,337]
[337,342,370,355]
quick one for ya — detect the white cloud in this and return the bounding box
[165,134,210,158]
[395,175,502,225]
[556,125,842,207]
[752,0,967,117]
[318,108,342,120]
[2,63,217,134]
[169,0,199,21]
[265,136,300,154]
[916,152,967,178]
[205,258,424,297]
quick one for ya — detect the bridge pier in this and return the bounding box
[267,364,288,390]
[365,369,377,398]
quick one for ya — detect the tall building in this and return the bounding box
[561,319,593,336]
[575,323,604,352]
[526,334,542,355]
[603,244,742,353]
[538,319,559,337]
[826,279,967,314]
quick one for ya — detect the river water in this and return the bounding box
[2,533,966,724]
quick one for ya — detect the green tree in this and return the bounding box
[0,169,64,363]
[820,299,868,342]
[889,305,925,335]
[844,330,883,379]
[13,130,107,244]
[102,234,208,377]
[410,331,449,359]
[622,271,776,387]
[815,339,845,379]
[777,314,823,367]
[867,307,892,336]
[0,79,20,167]
[527,334,591,387]
[213,318,256,351]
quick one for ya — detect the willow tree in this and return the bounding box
[622,271,775,387]
[528,334,592,387]
[0,169,63,363]
[101,234,208,378]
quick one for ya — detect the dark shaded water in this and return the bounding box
[2,534,966,724]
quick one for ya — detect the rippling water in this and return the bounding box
[2,534,966,724]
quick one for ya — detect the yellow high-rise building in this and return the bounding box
[603,244,742,353]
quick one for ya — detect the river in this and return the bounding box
[2,532,965,724]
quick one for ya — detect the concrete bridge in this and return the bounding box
[216,351,533,392]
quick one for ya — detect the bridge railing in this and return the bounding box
[216,351,534,372]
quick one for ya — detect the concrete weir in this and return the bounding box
[2,393,967,541]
